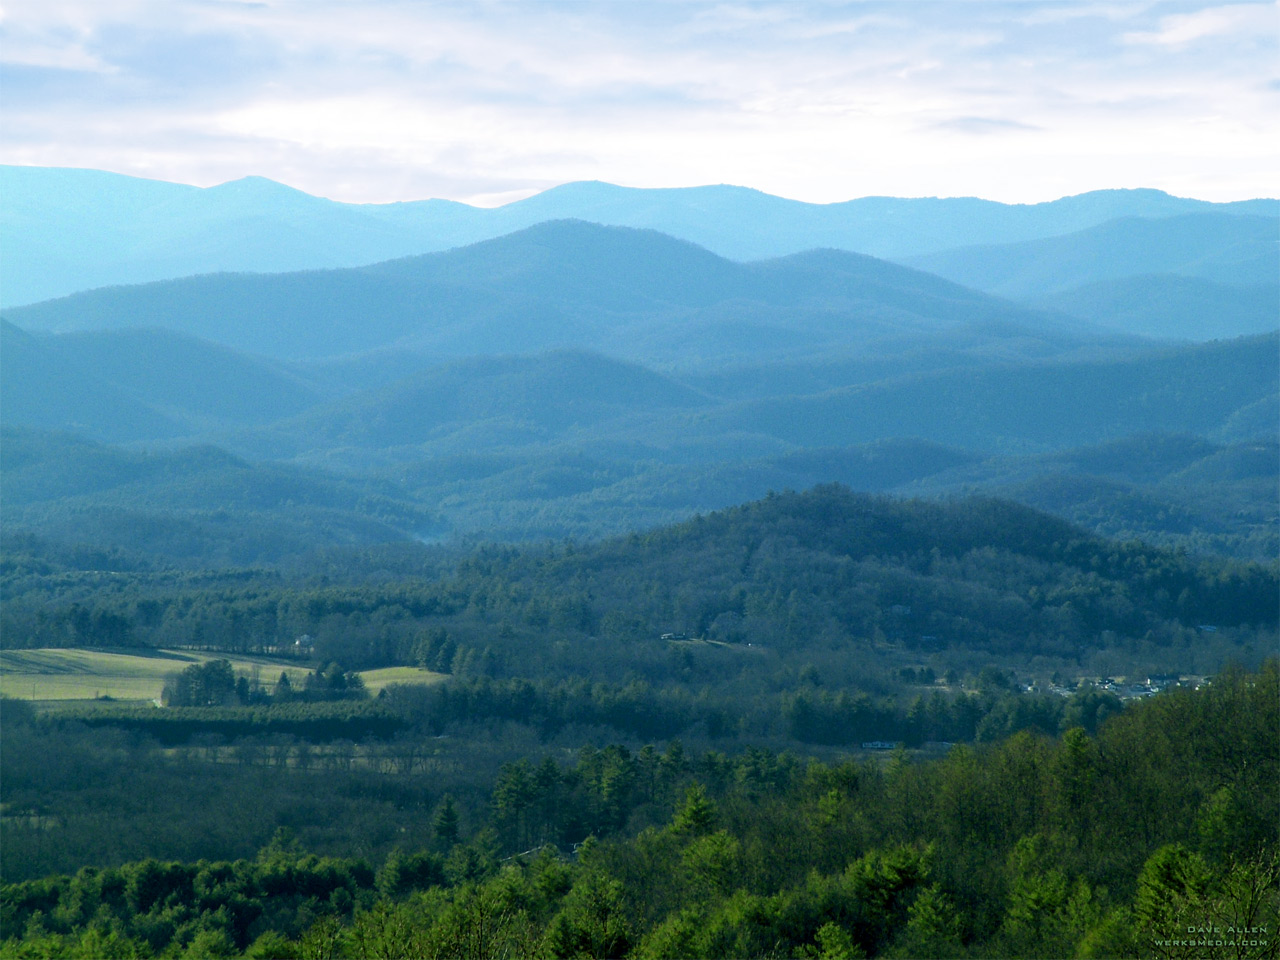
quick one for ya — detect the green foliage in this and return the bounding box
[432,796,460,850]
[811,922,865,959]
[0,853,375,957]
[544,873,633,959]
[51,700,398,745]
[162,659,237,707]
[2,666,1275,958]
[671,785,718,837]
[681,832,740,900]
[1,456,1277,960]
[245,929,298,959]
[883,884,963,959]
[1133,845,1213,932]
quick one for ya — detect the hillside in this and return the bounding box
[1031,275,1279,340]
[0,321,190,444]
[3,335,1274,558]
[0,322,330,443]
[242,351,714,458]
[0,428,437,566]
[5,486,1273,679]
[499,182,1279,261]
[378,430,1277,558]
[969,441,1277,557]
[703,333,1277,452]
[3,221,1085,364]
[903,213,1279,300]
[220,333,1273,506]
[4,163,1274,306]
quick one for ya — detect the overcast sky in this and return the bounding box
[1,1,1275,205]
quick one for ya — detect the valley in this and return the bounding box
[1,170,1276,959]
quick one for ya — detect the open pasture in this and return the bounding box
[0,648,449,703]
[0,649,312,703]
[356,665,448,694]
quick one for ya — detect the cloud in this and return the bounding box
[1123,1,1276,46]
[0,10,115,72]
[1012,2,1154,26]
[930,116,1042,135]
[0,1,1275,204]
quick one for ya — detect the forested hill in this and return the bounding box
[0,322,326,444]
[249,351,715,455]
[5,487,1273,685]
[2,220,1079,363]
[4,164,1275,306]
[2,488,1275,958]
[3,665,1275,958]
[903,213,1278,297]
[429,486,1277,657]
[703,331,1279,451]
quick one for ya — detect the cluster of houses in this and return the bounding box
[1041,674,1206,700]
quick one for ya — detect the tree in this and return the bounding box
[671,784,717,836]
[544,873,633,959]
[809,922,865,960]
[433,795,460,849]
[162,660,237,707]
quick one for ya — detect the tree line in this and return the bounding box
[2,663,1275,958]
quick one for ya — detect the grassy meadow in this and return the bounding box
[0,648,445,704]
[356,665,448,694]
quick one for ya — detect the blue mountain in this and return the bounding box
[3,164,1274,306]
[3,220,1081,363]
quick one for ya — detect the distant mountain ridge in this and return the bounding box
[3,163,1275,306]
[242,351,715,458]
[0,321,325,443]
[2,169,1275,563]
[904,214,1279,297]
[3,330,1274,558]
[1031,276,1279,341]
[702,333,1278,453]
[4,220,1082,363]
[1,426,437,566]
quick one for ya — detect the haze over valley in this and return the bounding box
[4,171,1277,562]
[2,2,1277,953]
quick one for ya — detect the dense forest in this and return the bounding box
[1,488,1277,956]
[2,103,1276,960]
[4,220,1276,561]
[4,333,1276,558]
[1,663,1275,958]
[4,488,1275,705]
[1,209,1276,960]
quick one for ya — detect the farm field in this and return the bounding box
[1,648,315,703]
[356,665,448,694]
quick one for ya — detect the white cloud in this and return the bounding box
[1013,2,1155,26]
[1123,1,1277,46]
[929,116,1043,135]
[0,1,1275,204]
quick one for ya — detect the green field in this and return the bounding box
[356,665,448,694]
[0,648,447,703]
[0,649,307,703]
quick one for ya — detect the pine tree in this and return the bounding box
[433,795,460,848]
[672,783,717,835]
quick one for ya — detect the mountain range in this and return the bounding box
[4,220,1099,363]
[905,213,1278,296]
[1,172,1276,565]
[4,163,1276,309]
[3,322,1275,558]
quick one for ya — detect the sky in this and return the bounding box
[0,1,1276,206]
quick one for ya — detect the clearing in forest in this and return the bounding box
[0,648,442,703]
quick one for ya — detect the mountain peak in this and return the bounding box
[5,165,1276,308]
[206,175,318,200]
